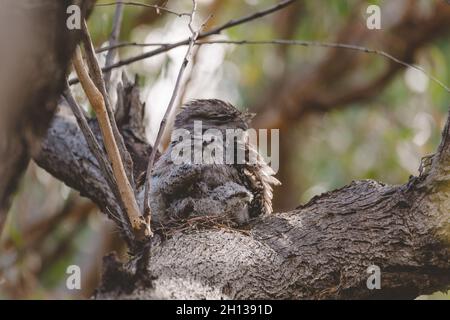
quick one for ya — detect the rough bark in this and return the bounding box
[34,97,450,298]
[0,0,95,230]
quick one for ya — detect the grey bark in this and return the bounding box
[0,0,95,230]
[34,96,450,298]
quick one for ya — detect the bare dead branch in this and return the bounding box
[104,1,125,91]
[81,20,136,189]
[95,41,165,53]
[72,47,150,241]
[161,45,202,149]
[35,75,155,250]
[63,87,116,195]
[201,40,449,93]
[69,0,296,84]
[96,1,191,17]
[62,85,132,240]
[143,0,200,225]
[104,0,296,70]
[95,39,450,93]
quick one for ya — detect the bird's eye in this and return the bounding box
[213,115,232,121]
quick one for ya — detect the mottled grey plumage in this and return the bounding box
[149,99,280,227]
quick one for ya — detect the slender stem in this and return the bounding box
[104,0,125,91]
[72,47,151,240]
[143,0,200,220]
[81,20,136,188]
[96,1,191,17]
[95,39,450,93]
[62,85,133,238]
[69,0,296,85]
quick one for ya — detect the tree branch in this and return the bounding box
[104,0,296,71]
[69,0,297,84]
[72,46,147,241]
[62,86,133,241]
[96,1,191,17]
[80,20,136,188]
[35,76,155,241]
[96,39,449,93]
[34,96,450,299]
[143,0,200,226]
[103,0,125,91]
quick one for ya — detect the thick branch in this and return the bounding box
[104,179,449,299]
[35,99,450,299]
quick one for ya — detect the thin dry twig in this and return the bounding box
[72,47,151,240]
[63,86,117,196]
[76,0,450,94]
[96,1,191,17]
[96,39,450,93]
[161,44,202,149]
[96,41,167,53]
[81,20,136,188]
[143,0,200,223]
[68,0,296,85]
[104,1,125,91]
[160,14,213,150]
[62,85,132,238]
[200,39,450,93]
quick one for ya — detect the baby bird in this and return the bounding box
[149,99,280,227]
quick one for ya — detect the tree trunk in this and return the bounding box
[0,0,94,231]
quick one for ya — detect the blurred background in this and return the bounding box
[0,0,449,299]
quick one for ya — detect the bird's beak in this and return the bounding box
[244,112,257,122]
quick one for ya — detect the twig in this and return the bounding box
[96,39,450,93]
[81,20,136,188]
[95,1,191,17]
[104,0,295,70]
[104,1,125,91]
[96,41,167,53]
[161,45,201,149]
[143,0,200,222]
[198,40,450,93]
[68,0,296,84]
[63,86,117,196]
[62,85,132,240]
[72,47,151,240]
